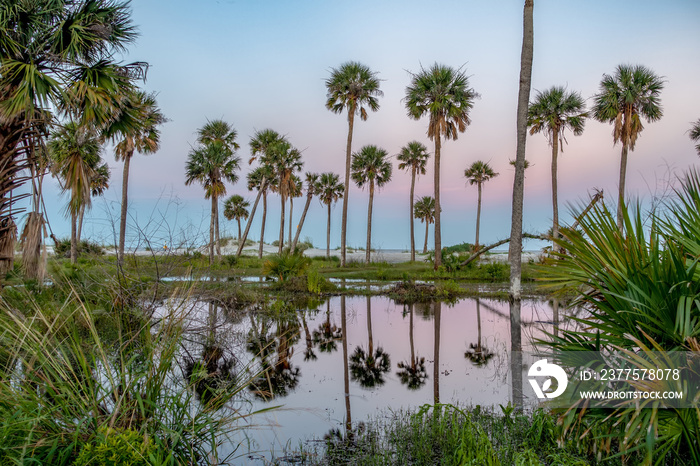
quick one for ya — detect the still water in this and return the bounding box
[167,294,574,462]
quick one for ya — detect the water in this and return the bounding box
[160,294,578,463]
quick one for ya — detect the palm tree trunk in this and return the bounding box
[209,196,216,264]
[433,301,441,404]
[118,153,132,267]
[433,136,442,269]
[366,180,374,264]
[423,220,429,254]
[409,303,415,369]
[71,210,78,264]
[288,197,293,247]
[366,295,373,356]
[237,218,242,243]
[278,193,286,254]
[475,182,482,249]
[259,190,267,259]
[476,298,482,351]
[341,296,352,433]
[409,167,416,261]
[236,177,265,257]
[326,202,331,259]
[341,105,356,267]
[214,198,221,259]
[292,193,313,253]
[77,204,85,244]
[551,128,559,253]
[617,142,628,231]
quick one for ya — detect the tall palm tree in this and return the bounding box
[413,196,435,254]
[593,64,664,230]
[397,141,430,261]
[316,172,344,258]
[325,62,383,266]
[247,166,273,259]
[288,174,303,247]
[350,296,391,388]
[185,120,240,264]
[48,122,101,264]
[689,119,700,156]
[405,64,479,268]
[103,91,165,266]
[528,86,586,251]
[291,172,320,253]
[464,161,499,249]
[223,194,249,242]
[77,162,110,244]
[351,145,392,264]
[265,140,303,254]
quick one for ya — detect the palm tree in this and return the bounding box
[77,162,110,244]
[413,196,436,254]
[464,299,495,367]
[397,141,430,261]
[316,172,344,258]
[690,119,700,156]
[325,62,383,266]
[223,194,249,242]
[291,172,320,253]
[48,122,101,264]
[351,145,392,264]
[350,296,391,388]
[593,64,664,231]
[185,120,241,264]
[288,174,303,247]
[464,161,499,249]
[405,64,479,268]
[103,91,165,266]
[528,86,587,251]
[265,140,303,254]
[396,303,427,390]
[247,166,273,259]
[312,301,342,353]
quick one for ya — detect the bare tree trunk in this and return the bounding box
[475,182,482,249]
[508,0,534,413]
[209,196,216,264]
[341,106,356,267]
[423,220,429,254]
[326,202,331,259]
[292,193,313,253]
[237,218,241,243]
[71,210,78,264]
[409,167,416,261]
[365,180,374,264]
[214,198,221,259]
[236,177,265,257]
[617,142,628,231]
[288,197,293,247]
[433,136,442,269]
[551,128,559,253]
[118,153,132,267]
[259,190,267,259]
[278,193,286,254]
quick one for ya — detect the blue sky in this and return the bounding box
[37,0,700,251]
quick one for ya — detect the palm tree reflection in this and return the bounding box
[396,303,427,390]
[464,298,495,367]
[312,300,342,353]
[350,296,391,388]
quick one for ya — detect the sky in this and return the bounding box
[35,0,700,252]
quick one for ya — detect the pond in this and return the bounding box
[161,294,578,463]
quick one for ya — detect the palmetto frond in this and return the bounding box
[405,63,479,142]
[105,90,165,161]
[690,119,700,156]
[325,61,383,120]
[397,140,430,174]
[351,145,392,189]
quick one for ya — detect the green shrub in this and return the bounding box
[53,238,104,257]
[74,428,156,466]
[263,251,311,282]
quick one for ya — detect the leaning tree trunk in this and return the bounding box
[118,153,132,267]
[551,128,560,253]
[341,105,356,267]
[259,190,267,259]
[326,203,331,259]
[278,193,286,254]
[433,136,442,269]
[409,167,416,261]
[475,182,483,249]
[71,210,78,264]
[236,218,242,243]
[423,220,429,254]
[508,0,534,412]
[209,196,216,264]
[365,180,375,264]
[236,178,266,257]
[292,193,313,253]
